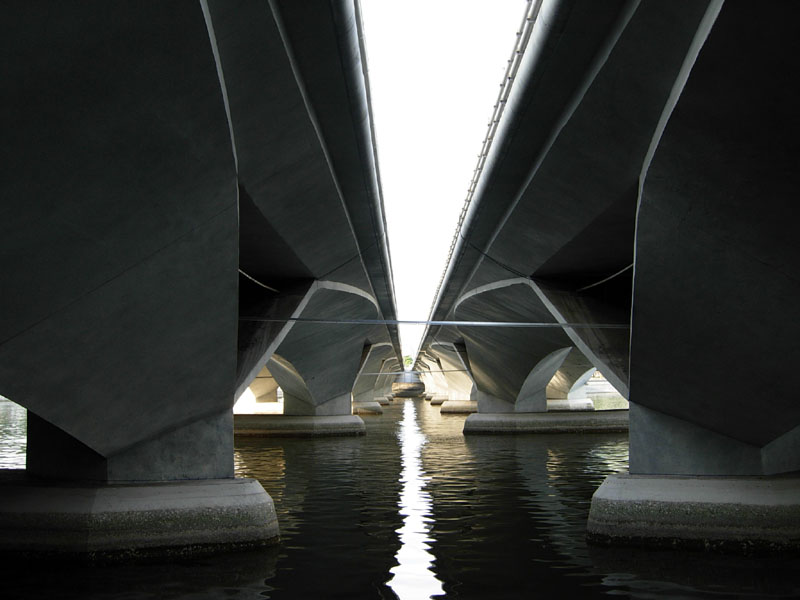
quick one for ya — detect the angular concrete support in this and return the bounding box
[588,0,800,554]
[546,366,597,410]
[353,344,400,405]
[587,474,800,553]
[516,347,572,412]
[259,282,382,421]
[464,410,628,434]
[0,475,278,560]
[430,342,474,401]
[234,414,365,437]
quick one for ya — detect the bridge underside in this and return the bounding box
[416,0,800,551]
[0,0,400,557]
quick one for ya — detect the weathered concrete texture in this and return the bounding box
[587,474,800,554]
[440,400,478,414]
[352,401,383,415]
[0,475,278,560]
[463,410,628,434]
[234,415,365,437]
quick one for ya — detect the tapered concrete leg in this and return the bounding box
[0,474,279,561]
[587,474,800,553]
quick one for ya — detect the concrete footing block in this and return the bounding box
[234,414,366,436]
[429,396,446,406]
[0,475,279,560]
[587,473,800,553]
[375,397,390,406]
[463,409,628,434]
[353,401,383,415]
[440,400,478,414]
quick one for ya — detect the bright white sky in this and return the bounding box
[360,1,526,360]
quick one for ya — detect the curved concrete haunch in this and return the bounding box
[587,474,800,553]
[0,475,278,561]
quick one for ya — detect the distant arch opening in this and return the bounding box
[233,365,284,415]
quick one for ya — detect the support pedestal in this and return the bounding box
[0,473,278,560]
[440,400,478,414]
[587,473,800,553]
[463,409,628,434]
[234,414,365,436]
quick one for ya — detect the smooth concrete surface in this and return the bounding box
[352,401,383,415]
[375,397,391,406]
[234,414,366,437]
[0,474,278,560]
[587,474,800,553]
[463,410,629,434]
[440,400,478,414]
[430,396,446,406]
[27,410,235,483]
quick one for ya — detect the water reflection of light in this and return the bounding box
[389,401,444,599]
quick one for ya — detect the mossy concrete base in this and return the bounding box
[464,409,628,434]
[587,473,800,554]
[234,414,365,436]
[0,474,279,561]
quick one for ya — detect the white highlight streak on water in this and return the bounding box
[389,400,444,599]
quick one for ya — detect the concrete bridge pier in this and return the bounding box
[4,411,279,560]
[588,0,800,552]
[546,367,596,412]
[0,0,281,559]
[428,342,476,412]
[352,344,401,415]
[234,280,398,436]
[446,282,627,433]
[416,353,450,402]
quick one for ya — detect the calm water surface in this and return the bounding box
[1,397,798,599]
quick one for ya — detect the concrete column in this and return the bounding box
[0,1,278,558]
[588,0,800,552]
